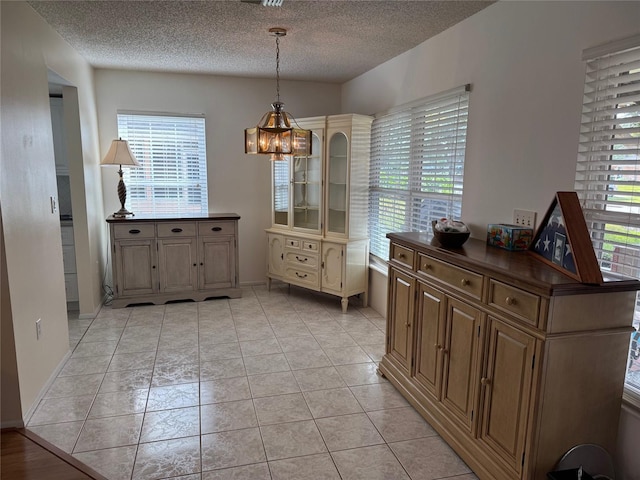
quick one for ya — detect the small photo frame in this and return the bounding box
[552,232,566,265]
[529,191,603,284]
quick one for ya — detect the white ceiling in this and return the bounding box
[29,0,494,84]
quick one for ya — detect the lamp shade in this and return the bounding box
[100,139,140,167]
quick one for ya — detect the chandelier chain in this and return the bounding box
[275,34,281,103]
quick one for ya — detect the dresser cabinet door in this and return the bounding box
[198,237,235,290]
[268,234,285,277]
[414,281,446,401]
[115,240,157,296]
[440,297,483,434]
[158,238,197,293]
[387,268,416,376]
[478,317,535,476]
[321,242,344,294]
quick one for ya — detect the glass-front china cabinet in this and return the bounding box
[266,114,373,312]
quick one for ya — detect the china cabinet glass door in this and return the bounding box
[292,132,322,231]
[272,159,289,227]
[327,132,348,234]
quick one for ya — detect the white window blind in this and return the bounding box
[575,43,640,275]
[118,113,208,216]
[369,85,469,260]
[574,38,640,396]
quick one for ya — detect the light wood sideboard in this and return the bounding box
[379,232,640,480]
[107,214,241,308]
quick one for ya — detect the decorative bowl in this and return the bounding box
[432,220,470,248]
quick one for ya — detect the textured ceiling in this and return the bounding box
[29,0,494,84]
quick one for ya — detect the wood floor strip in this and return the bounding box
[1,428,109,480]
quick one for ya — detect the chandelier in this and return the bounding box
[244,28,311,161]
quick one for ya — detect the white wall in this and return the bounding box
[95,69,341,284]
[342,2,640,477]
[0,1,103,423]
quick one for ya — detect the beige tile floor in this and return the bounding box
[27,284,478,480]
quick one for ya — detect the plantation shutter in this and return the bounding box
[574,39,640,277]
[369,85,469,260]
[118,113,208,216]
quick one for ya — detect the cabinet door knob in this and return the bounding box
[505,296,516,306]
[460,278,470,287]
[434,344,442,350]
[152,265,156,269]
[193,263,197,267]
[171,228,183,233]
[200,262,204,266]
[442,348,449,354]
[481,377,491,386]
[405,322,411,328]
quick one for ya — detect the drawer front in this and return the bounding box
[302,240,319,252]
[488,280,540,326]
[284,237,301,250]
[113,223,155,239]
[417,254,483,300]
[157,222,197,237]
[198,221,236,236]
[390,243,415,269]
[285,251,319,269]
[285,267,320,288]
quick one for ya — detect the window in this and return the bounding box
[369,85,470,260]
[117,112,208,215]
[574,37,640,397]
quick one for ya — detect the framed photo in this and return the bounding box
[529,191,603,284]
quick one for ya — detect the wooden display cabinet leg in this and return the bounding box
[267,277,272,291]
[341,297,349,313]
[361,291,368,308]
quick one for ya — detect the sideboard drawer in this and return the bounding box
[285,267,320,288]
[417,253,483,300]
[302,240,319,252]
[285,251,319,269]
[157,222,197,237]
[390,243,415,269]
[198,221,235,236]
[284,237,301,250]
[113,223,155,239]
[488,280,540,326]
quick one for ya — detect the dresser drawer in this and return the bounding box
[284,237,301,250]
[285,267,320,288]
[198,221,235,236]
[302,240,319,252]
[113,223,155,239]
[157,222,196,237]
[417,253,483,300]
[285,251,319,269]
[488,280,540,326]
[390,243,415,269]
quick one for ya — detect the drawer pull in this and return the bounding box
[171,228,183,233]
[423,263,431,270]
[460,278,470,287]
[505,296,517,306]
[211,226,222,232]
[398,253,406,259]
[295,256,307,262]
[295,272,308,279]
[129,229,141,234]
[405,322,411,328]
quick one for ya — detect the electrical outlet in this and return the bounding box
[513,209,537,228]
[36,318,42,340]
